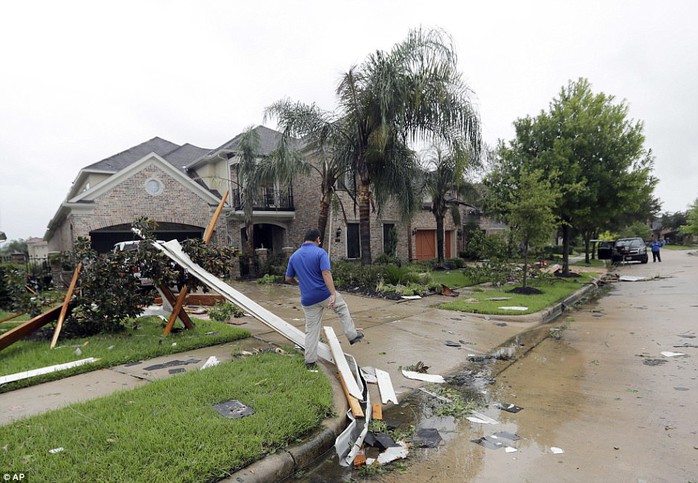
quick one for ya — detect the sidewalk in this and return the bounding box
[0,281,592,480]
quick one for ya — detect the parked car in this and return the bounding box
[612,237,649,264]
[113,240,165,287]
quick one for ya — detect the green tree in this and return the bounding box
[617,221,652,240]
[680,197,698,237]
[495,78,655,274]
[502,169,558,290]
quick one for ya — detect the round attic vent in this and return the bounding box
[145,178,163,196]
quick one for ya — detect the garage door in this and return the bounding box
[415,230,436,261]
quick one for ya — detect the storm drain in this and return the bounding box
[213,400,255,419]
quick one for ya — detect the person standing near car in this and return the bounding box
[285,228,364,370]
[649,237,662,262]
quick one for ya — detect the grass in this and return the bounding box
[439,273,596,315]
[0,351,334,483]
[429,270,478,288]
[571,258,608,267]
[0,316,250,393]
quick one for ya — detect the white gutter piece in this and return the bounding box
[376,368,398,405]
[0,358,99,385]
[151,240,333,362]
[324,326,363,401]
[401,370,446,383]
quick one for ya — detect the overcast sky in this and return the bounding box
[1,0,696,241]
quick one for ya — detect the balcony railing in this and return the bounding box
[232,189,294,211]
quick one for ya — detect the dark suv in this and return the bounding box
[612,237,649,264]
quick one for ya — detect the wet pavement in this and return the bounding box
[373,250,698,482]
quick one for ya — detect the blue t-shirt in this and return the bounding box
[285,242,332,306]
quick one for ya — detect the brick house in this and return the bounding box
[45,126,485,262]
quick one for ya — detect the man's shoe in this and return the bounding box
[305,362,318,371]
[350,332,365,345]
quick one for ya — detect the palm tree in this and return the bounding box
[263,100,353,244]
[336,28,481,264]
[237,126,261,275]
[420,144,480,264]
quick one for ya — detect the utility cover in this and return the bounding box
[213,400,255,419]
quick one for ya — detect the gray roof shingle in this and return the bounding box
[84,137,182,172]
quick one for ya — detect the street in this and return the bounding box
[381,249,698,482]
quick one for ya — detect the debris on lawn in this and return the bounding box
[445,340,461,347]
[213,400,255,419]
[485,297,512,301]
[441,285,459,297]
[412,428,442,448]
[498,306,528,311]
[48,447,65,454]
[550,446,565,454]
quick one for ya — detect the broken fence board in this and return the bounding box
[375,368,398,405]
[152,240,332,362]
[372,403,383,420]
[0,303,66,352]
[324,326,363,401]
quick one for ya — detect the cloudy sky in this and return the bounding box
[1,0,696,241]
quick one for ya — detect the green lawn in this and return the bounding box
[571,258,608,267]
[0,316,250,393]
[0,352,334,482]
[429,269,478,288]
[439,273,596,315]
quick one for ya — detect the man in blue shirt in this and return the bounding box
[649,238,662,262]
[285,228,364,369]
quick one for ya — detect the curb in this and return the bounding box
[225,363,349,482]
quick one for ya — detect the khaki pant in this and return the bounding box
[302,292,358,364]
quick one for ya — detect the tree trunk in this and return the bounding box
[562,224,570,275]
[435,212,445,264]
[522,239,529,289]
[245,220,256,277]
[358,179,372,265]
[584,230,591,264]
[317,192,332,245]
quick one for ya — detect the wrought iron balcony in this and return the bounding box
[232,188,294,211]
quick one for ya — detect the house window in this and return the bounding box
[347,223,360,259]
[383,223,397,255]
[145,178,163,196]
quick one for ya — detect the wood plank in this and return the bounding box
[50,262,82,349]
[324,326,363,401]
[0,304,65,352]
[372,403,383,420]
[339,372,364,418]
[0,312,23,324]
[158,285,194,330]
[375,368,398,405]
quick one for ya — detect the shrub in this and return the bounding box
[462,230,512,261]
[373,253,402,266]
[208,301,244,321]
